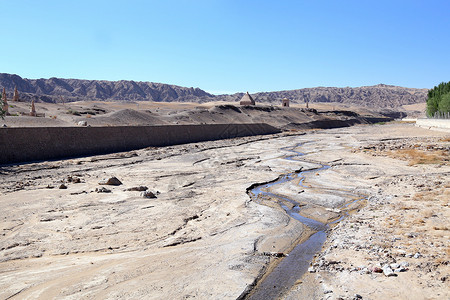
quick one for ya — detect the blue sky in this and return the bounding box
[0,0,449,94]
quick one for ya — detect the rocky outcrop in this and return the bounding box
[217,84,428,108]
[0,73,214,103]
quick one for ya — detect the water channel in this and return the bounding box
[245,142,365,299]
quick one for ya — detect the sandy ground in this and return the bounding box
[0,123,448,299]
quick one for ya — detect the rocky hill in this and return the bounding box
[0,73,214,103]
[0,73,427,108]
[217,84,428,108]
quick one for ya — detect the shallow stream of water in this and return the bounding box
[245,143,364,299]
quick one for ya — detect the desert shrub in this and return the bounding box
[389,149,448,165]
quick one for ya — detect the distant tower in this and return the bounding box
[13,86,19,101]
[282,98,290,107]
[2,88,8,114]
[239,92,256,106]
[2,88,6,103]
[30,99,36,116]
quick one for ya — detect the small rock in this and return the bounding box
[2,124,7,127]
[59,184,67,189]
[354,294,363,299]
[308,266,315,273]
[372,267,383,273]
[99,177,122,186]
[382,266,397,277]
[399,261,409,267]
[406,232,419,238]
[141,191,157,198]
[68,176,81,183]
[46,185,54,189]
[394,267,407,272]
[413,252,422,259]
[324,289,333,294]
[266,252,287,257]
[127,186,148,191]
[96,187,111,193]
[78,121,88,126]
[390,263,400,269]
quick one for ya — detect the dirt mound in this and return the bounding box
[88,109,166,126]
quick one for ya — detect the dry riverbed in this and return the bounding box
[286,124,449,300]
[0,123,449,299]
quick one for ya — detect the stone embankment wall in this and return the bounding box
[0,123,280,165]
[416,118,450,130]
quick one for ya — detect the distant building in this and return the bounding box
[239,92,255,106]
[282,98,290,107]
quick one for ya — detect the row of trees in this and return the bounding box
[427,81,450,117]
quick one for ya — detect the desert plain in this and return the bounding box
[0,101,449,300]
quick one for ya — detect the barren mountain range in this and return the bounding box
[0,73,427,108]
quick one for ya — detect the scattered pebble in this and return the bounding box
[68,176,81,183]
[96,187,111,193]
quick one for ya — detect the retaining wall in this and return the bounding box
[0,123,280,165]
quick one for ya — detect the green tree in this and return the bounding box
[438,93,450,113]
[426,81,450,116]
[426,96,439,117]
